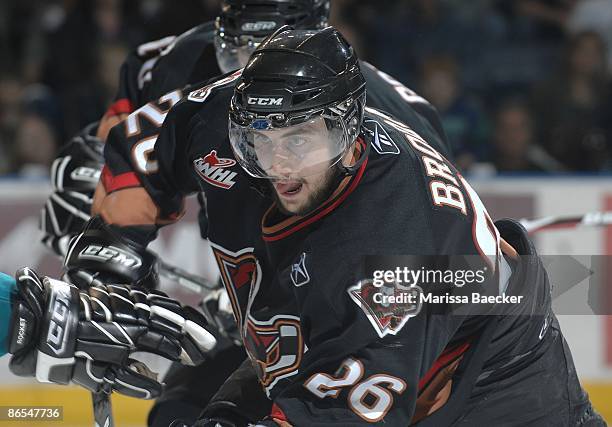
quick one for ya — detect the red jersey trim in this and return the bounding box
[270,403,288,422]
[105,98,134,117]
[418,341,471,393]
[101,165,141,193]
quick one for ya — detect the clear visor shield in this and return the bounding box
[229,115,349,180]
[214,34,260,73]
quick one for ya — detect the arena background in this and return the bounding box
[1,0,612,425]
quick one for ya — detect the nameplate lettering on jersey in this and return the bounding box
[365,107,467,215]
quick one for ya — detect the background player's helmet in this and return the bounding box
[215,0,331,73]
[228,26,366,180]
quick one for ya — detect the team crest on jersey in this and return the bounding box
[364,119,400,155]
[290,253,310,287]
[194,150,238,189]
[348,280,422,338]
[244,314,304,394]
[210,243,262,327]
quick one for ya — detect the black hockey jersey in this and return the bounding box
[105,22,221,117]
[98,70,565,425]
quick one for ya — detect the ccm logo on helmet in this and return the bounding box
[241,21,276,32]
[79,245,142,269]
[248,97,284,106]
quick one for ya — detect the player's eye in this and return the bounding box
[288,137,308,148]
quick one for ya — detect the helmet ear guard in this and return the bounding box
[338,92,369,177]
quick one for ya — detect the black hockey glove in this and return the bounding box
[40,122,104,257]
[63,216,159,290]
[8,268,216,399]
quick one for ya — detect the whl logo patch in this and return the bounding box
[194,150,238,189]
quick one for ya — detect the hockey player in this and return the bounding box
[39,2,451,425]
[51,26,602,425]
[39,2,333,425]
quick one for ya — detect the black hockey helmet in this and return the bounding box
[228,26,367,180]
[215,0,330,73]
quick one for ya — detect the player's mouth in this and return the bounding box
[273,180,304,198]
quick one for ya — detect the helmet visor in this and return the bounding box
[214,34,259,73]
[229,115,348,180]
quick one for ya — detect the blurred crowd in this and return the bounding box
[1,0,612,178]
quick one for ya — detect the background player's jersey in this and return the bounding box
[361,62,451,158]
[106,22,221,116]
[102,22,451,160]
[99,72,561,424]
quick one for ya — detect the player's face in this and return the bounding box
[214,35,260,73]
[258,119,342,215]
[271,159,341,216]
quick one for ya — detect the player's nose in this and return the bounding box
[268,159,294,178]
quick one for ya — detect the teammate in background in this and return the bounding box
[49,26,601,425]
[96,0,331,141]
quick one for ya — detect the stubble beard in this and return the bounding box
[272,166,343,217]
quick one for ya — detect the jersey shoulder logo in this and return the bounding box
[193,150,238,189]
[364,119,400,155]
[348,279,422,338]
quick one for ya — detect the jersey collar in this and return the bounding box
[261,138,368,242]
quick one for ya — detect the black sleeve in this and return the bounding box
[102,90,201,220]
[111,35,179,110]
